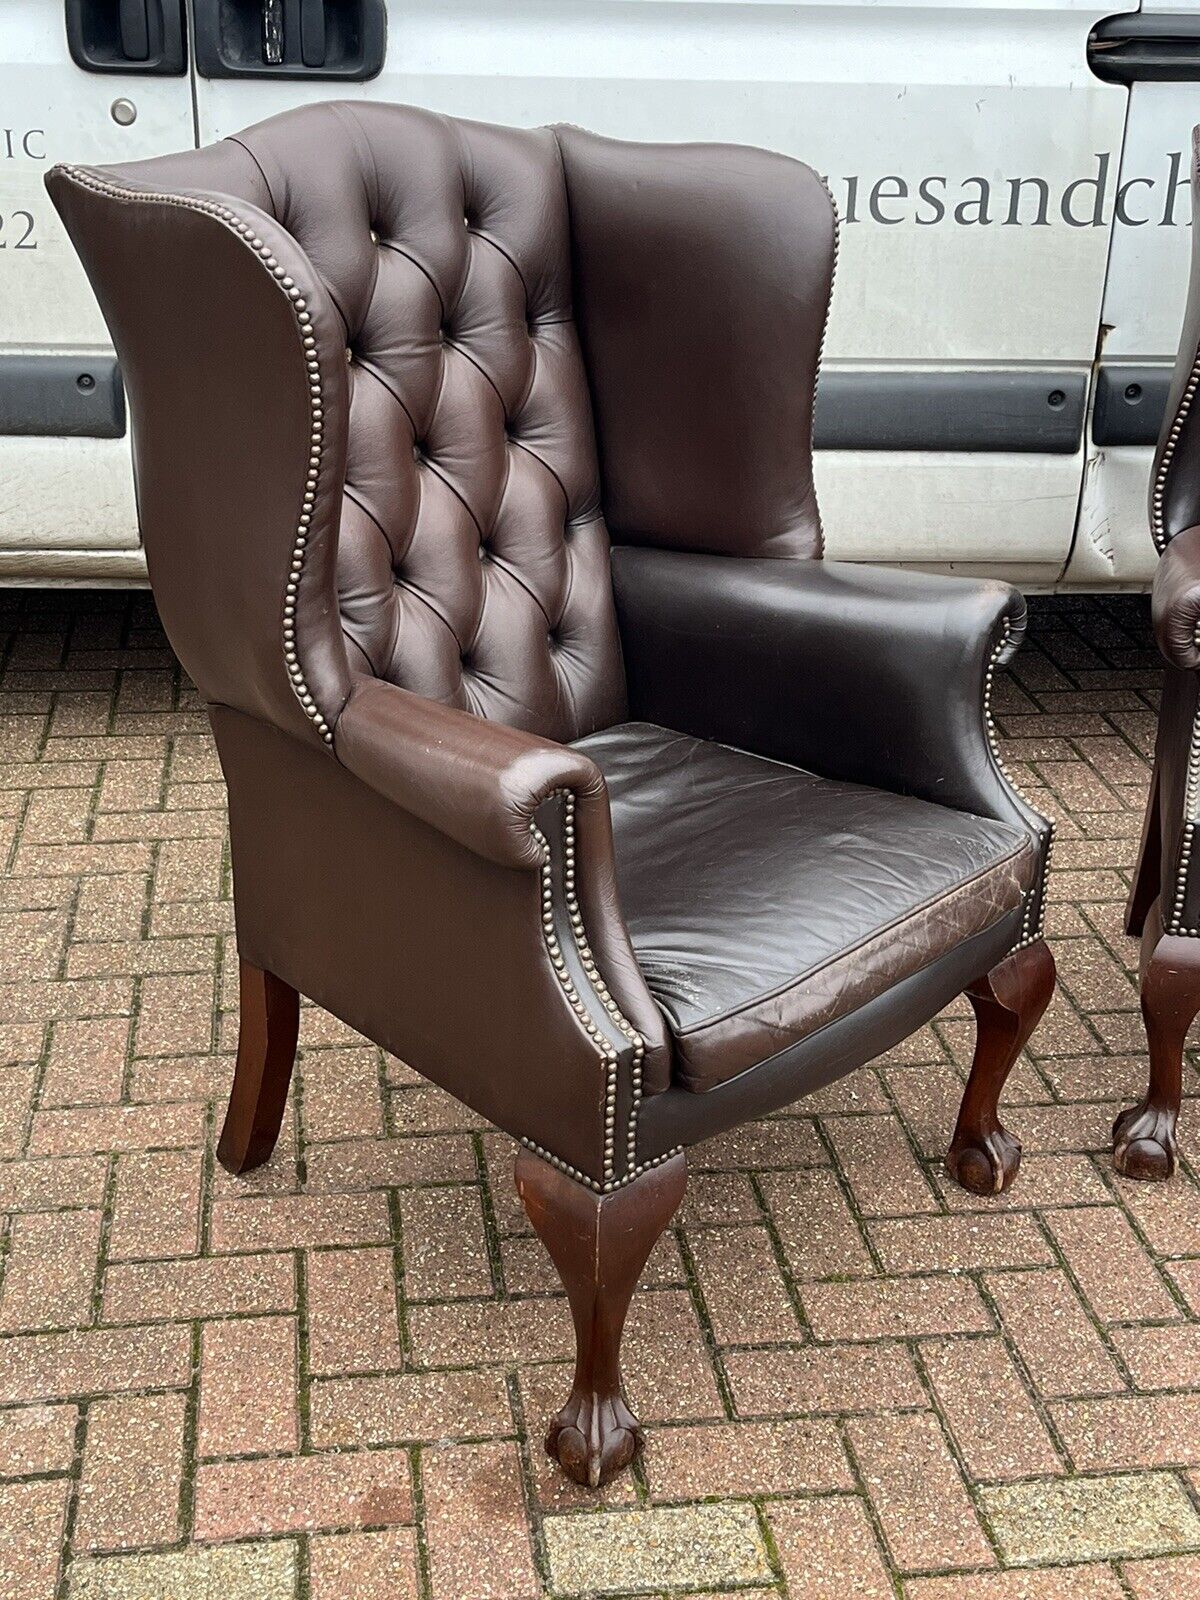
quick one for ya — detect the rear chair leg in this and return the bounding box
[516,1148,686,1488]
[947,938,1056,1196]
[216,959,299,1175]
[1114,897,1200,1182]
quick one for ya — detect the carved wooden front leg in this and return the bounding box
[516,1149,686,1488]
[1114,897,1200,1182]
[216,959,299,1175]
[946,938,1056,1195]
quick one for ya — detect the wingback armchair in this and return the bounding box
[1119,125,1200,1184]
[49,102,1056,1488]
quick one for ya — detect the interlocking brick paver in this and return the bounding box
[6,590,1200,1596]
[846,1410,995,1571]
[0,1479,68,1600]
[987,1268,1126,1398]
[802,1272,993,1340]
[305,1246,404,1373]
[0,1209,102,1331]
[0,1402,77,1477]
[543,1504,770,1594]
[424,1442,539,1600]
[193,1449,413,1540]
[101,1252,295,1324]
[983,1472,1200,1562]
[1045,1206,1180,1324]
[645,1418,852,1498]
[768,1496,893,1600]
[309,1529,420,1600]
[74,1391,186,1552]
[198,1316,298,1457]
[108,1148,202,1260]
[922,1336,1064,1480]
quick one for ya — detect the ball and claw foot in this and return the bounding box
[1113,1100,1178,1183]
[546,1391,643,1488]
[946,1125,1022,1196]
[945,939,1054,1199]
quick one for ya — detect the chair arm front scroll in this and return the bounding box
[330,676,673,1095]
[613,547,1053,942]
[334,676,606,870]
[1152,524,1200,670]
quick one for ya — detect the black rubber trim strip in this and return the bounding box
[1092,363,1172,447]
[1088,13,1200,84]
[814,368,1087,453]
[0,354,125,438]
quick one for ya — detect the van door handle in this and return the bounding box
[119,0,150,60]
[1088,13,1200,83]
[65,0,187,74]
[194,0,385,79]
[301,0,328,67]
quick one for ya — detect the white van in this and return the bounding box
[1,1,1195,589]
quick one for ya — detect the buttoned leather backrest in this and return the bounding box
[72,102,627,745]
[251,103,628,740]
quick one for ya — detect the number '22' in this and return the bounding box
[0,211,36,248]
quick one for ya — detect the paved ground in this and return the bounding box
[1,587,1198,1600]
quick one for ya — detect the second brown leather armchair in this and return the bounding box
[1119,126,1200,1184]
[48,101,1056,1488]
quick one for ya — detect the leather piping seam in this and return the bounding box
[668,841,1032,1041]
[1167,711,1200,934]
[811,171,841,556]
[982,619,1055,947]
[524,789,681,1192]
[57,165,334,745]
[1152,118,1200,559]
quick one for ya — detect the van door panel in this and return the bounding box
[0,4,194,572]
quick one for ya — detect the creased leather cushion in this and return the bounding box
[574,723,1035,1091]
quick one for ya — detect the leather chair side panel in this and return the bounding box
[1149,664,1200,934]
[211,704,666,1184]
[46,164,352,748]
[556,126,836,560]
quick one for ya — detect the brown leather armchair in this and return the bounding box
[48,102,1056,1488]
[1119,126,1200,1184]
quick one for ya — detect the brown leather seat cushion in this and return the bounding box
[574,723,1035,1091]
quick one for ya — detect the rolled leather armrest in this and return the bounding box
[333,676,606,870]
[612,547,1035,831]
[1152,524,1200,670]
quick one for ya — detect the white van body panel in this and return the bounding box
[2,0,1189,592]
[0,7,193,572]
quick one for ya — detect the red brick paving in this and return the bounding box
[2,589,1200,1596]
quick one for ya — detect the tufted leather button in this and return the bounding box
[412,442,424,462]
[369,228,379,244]
[345,346,353,363]
[478,542,489,561]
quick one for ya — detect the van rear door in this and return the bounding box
[0,3,195,582]
[1070,4,1200,588]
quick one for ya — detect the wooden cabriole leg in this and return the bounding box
[946,938,1056,1196]
[516,1148,687,1488]
[216,959,300,1175]
[1114,896,1200,1182]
